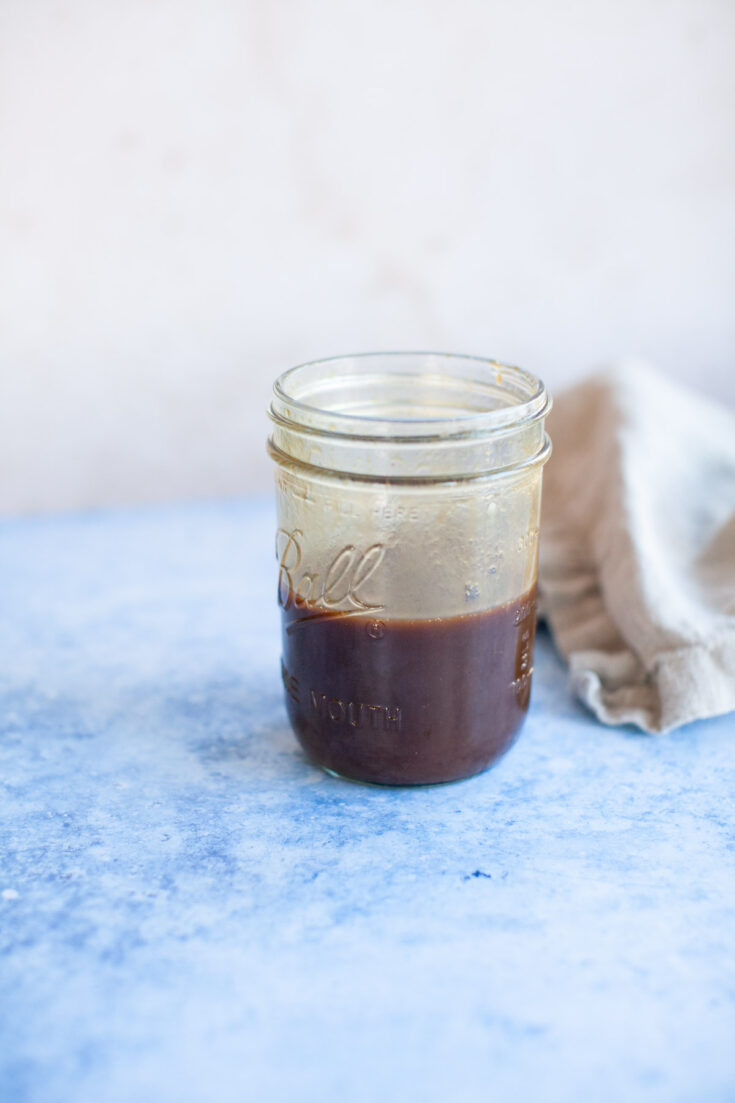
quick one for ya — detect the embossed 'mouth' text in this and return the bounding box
[310,690,402,732]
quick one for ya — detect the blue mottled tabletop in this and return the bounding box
[1,499,734,1103]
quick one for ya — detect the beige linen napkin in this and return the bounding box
[538,362,735,732]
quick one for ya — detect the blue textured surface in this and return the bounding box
[1,499,734,1103]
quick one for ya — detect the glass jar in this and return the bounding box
[267,353,551,785]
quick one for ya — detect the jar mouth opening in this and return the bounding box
[271,352,549,441]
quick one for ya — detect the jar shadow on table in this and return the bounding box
[160,677,302,776]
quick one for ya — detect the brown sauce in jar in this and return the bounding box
[279,585,537,785]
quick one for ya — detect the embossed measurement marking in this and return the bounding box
[280,659,300,703]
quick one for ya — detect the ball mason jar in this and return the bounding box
[268,353,551,785]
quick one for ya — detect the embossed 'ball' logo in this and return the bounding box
[275,529,386,614]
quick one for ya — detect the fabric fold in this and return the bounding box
[538,362,735,732]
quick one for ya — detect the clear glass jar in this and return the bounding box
[268,353,551,785]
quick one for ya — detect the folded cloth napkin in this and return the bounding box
[538,362,735,733]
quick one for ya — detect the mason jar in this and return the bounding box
[267,353,551,785]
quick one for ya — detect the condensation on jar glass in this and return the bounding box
[267,352,551,786]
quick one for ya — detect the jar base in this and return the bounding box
[315,748,516,788]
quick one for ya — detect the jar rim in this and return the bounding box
[270,352,549,442]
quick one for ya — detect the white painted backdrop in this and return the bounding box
[1,0,733,514]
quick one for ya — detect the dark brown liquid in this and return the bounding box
[279,585,537,785]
